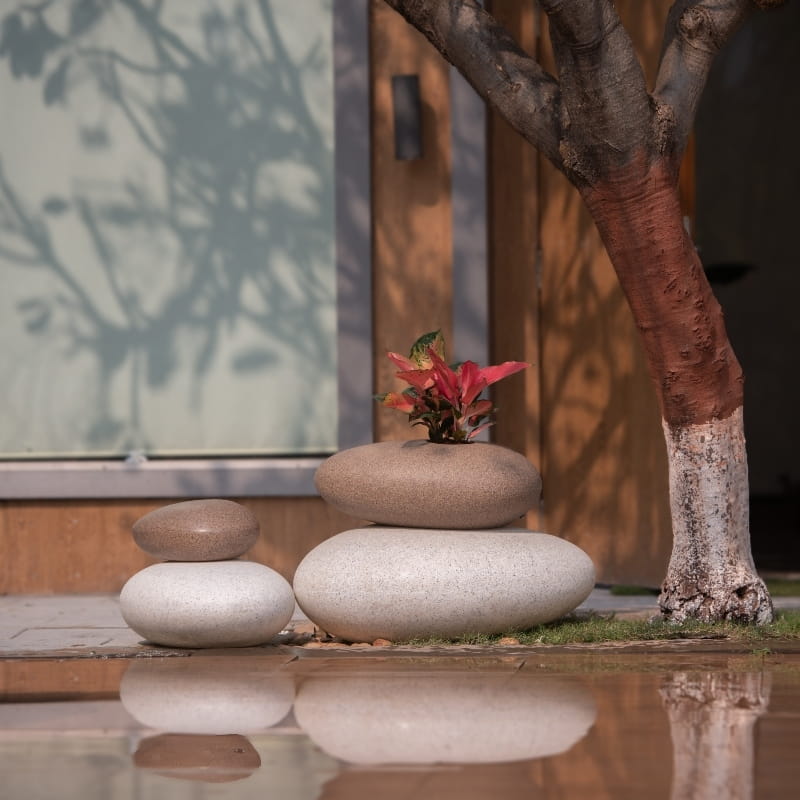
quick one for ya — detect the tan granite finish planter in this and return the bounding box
[315,440,541,529]
[293,527,595,642]
[132,499,259,562]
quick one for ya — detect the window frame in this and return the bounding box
[0,0,373,500]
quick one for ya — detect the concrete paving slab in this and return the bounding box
[0,589,798,659]
[1,628,139,652]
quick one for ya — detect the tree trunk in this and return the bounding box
[581,155,773,623]
[380,0,776,623]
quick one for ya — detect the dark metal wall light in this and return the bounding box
[392,74,423,160]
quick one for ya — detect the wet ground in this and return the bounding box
[2,592,799,799]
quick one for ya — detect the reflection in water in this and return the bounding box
[120,657,294,785]
[661,671,772,800]
[293,673,596,765]
[2,655,799,798]
[120,657,294,734]
[133,733,260,784]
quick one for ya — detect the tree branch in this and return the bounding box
[539,0,652,178]
[383,0,563,168]
[654,0,753,162]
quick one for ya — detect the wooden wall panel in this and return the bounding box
[535,3,674,586]
[488,2,678,585]
[370,0,453,442]
[0,498,359,594]
[487,1,542,529]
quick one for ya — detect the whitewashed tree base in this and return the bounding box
[293,527,595,642]
[659,407,773,623]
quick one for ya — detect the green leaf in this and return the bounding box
[409,329,446,366]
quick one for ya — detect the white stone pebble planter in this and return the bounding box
[293,527,595,642]
[120,561,294,648]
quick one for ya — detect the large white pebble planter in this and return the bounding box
[293,528,595,642]
[120,658,295,734]
[315,440,541,529]
[120,561,294,648]
[294,673,596,764]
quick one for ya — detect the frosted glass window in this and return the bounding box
[0,0,337,458]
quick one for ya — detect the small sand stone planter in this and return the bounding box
[120,499,294,648]
[293,331,596,642]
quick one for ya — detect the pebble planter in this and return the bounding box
[315,440,542,529]
[293,527,595,642]
[300,439,594,641]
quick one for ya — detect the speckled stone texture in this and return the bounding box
[120,561,294,648]
[120,658,295,733]
[132,499,259,561]
[133,734,261,782]
[315,441,542,529]
[293,527,595,642]
[294,673,596,764]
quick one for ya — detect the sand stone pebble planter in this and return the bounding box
[133,498,259,561]
[293,527,595,642]
[133,734,261,782]
[315,440,542,529]
[120,561,294,648]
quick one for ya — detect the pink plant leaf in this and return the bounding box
[463,398,493,420]
[378,391,416,414]
[395,368,435,392]
[459,360,489,407]
[478,361,529,386]
[427,347,461,406]
[466,421,495,440]
[387,351,418,372]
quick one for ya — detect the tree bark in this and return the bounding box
[581,155,772,622]
[382,0,778,622]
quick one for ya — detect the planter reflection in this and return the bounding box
[293,672,596,765]
[120,657,295,734]
[133,733,261,784]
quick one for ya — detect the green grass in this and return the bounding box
[402,609,800,648]
[765,578,800,597]
[609,585,659,596]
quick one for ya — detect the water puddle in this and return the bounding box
[1,652,798,798]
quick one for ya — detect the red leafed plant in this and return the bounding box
[376,330,529,443]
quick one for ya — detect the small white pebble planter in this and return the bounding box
[120,560,295,648]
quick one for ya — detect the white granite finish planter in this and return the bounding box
[294,673,596,764]
[120,561,294,648]
[314,440,541,529]
[120,658,295,734]
[293,527,595,642]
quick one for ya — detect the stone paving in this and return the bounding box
[1,589,798,658]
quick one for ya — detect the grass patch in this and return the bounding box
[609,585,659,596]
[403,609,800,648]
[765,578,800,597]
